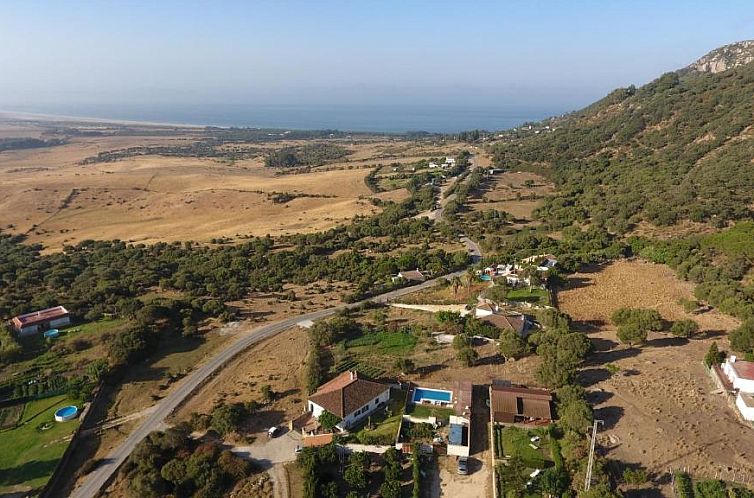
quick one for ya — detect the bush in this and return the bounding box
[622,467,648,485]
[670,319,699,337]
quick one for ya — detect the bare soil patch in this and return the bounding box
[469,171,554,220]
[557,260,752,487]
[174,327,310,436]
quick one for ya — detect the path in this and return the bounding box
[70,242,483,498]
[417,153,485,221]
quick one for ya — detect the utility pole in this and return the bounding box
[584,419,604,492]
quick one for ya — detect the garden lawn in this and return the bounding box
[501,426,551,469]
[406,403,455,421]
[0,395,81,492]
[505,287,550,306]
[351,390,407,445]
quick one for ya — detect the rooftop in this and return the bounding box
[12,306,69,327]
[308,371,389,419]
[731,359,754,381]
[490,384,553,422]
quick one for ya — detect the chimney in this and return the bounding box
[350,371,357,380]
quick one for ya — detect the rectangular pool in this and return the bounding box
[413,387,453,404]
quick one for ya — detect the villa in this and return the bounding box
[307,371,391,431]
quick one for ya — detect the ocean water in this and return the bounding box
[5,103,564,133]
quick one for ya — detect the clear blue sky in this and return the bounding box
[1,0,753,112]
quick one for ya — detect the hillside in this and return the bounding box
[491,41,754,234]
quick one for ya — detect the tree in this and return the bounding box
[497,455,527,492]
[730,319,754,353]
[559,398,593,435]
[260,384,275,403]
[395,357,415,374]
[580,483,623,498]
[210,403,247,436]
[452,333,470,350]
[704,341,725,368]
[344,452,368,492]
[617,322,648,347]
[318,410,341,432]
[498,329,529,360]
[457,346,478,367]
[379,479,401,498]
[451,276,462,297]
[538,467,570,497]
[670,319,699,338]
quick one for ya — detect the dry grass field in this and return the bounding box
[0,120,456,249]
[557,260,754,488]
[468,171,555,220]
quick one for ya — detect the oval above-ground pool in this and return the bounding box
[54,405,79,422]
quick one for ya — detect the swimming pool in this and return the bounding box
[54,405,79,422]
[413,387,453,404]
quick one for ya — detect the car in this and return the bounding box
[457,456,468,475]
[267,426,280,438]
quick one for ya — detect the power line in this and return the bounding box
[584,419,604,492]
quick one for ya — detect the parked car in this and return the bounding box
[457,456,468,475]
[267,426,280,438]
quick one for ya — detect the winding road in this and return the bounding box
[70,156,486,498]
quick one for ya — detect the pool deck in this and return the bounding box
[409,383,456,409]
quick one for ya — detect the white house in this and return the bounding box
[11,306,70,336]
[428,162,439,169]
[722,356,754,393]
[307,371,391,431]
[736,392,754,421]
[522,254,558,272]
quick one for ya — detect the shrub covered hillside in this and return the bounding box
[492,52,754,233]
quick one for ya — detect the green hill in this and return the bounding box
[491,42,754,233]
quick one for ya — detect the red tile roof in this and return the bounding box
[308,371,389,418]
[12,306,69,328]
[731,360,754,381]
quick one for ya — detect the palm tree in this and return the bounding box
[451,276,462,297]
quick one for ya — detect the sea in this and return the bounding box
[3,103,567,133]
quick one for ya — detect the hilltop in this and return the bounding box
[491,41,754,234]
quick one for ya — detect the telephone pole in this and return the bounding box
[584,419,604,492]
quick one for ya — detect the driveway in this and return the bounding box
[230,428,302,467]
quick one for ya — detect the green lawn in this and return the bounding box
[406,403,455,421]
[350,390,407,445]
[345,331,417,356]
[500,426,551,469]
[505,287,550,306]
[0,395,81,492]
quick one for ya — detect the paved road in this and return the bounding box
[418,153,484,221]
[70,254,481,498]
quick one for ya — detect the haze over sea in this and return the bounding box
[3,103,567,133]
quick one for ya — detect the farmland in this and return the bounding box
[557,260,754,483]
[0,118,458,249]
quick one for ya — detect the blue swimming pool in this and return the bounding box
[413,387,452,404]
[54,405,79,422]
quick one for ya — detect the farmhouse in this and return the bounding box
[11,306,70,336]
[490,382,553,424]
[394,269,427,283]
[475,304,533,337]
[721,356,754,393]
[522,254,558,272]
[718,356,754,422]
[307,371,391,431]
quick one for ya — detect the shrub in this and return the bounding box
[670,319,699,337]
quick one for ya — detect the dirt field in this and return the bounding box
[0,120,455,249]
[557,260,753,490]
[174,326,310,435]
[468,171,554,220]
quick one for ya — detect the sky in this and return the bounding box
[1,0,753,117]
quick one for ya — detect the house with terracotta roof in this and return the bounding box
[307,371,391,431]
[11,306,70,336]
[489,382,553,424]
[721,356,754,421]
